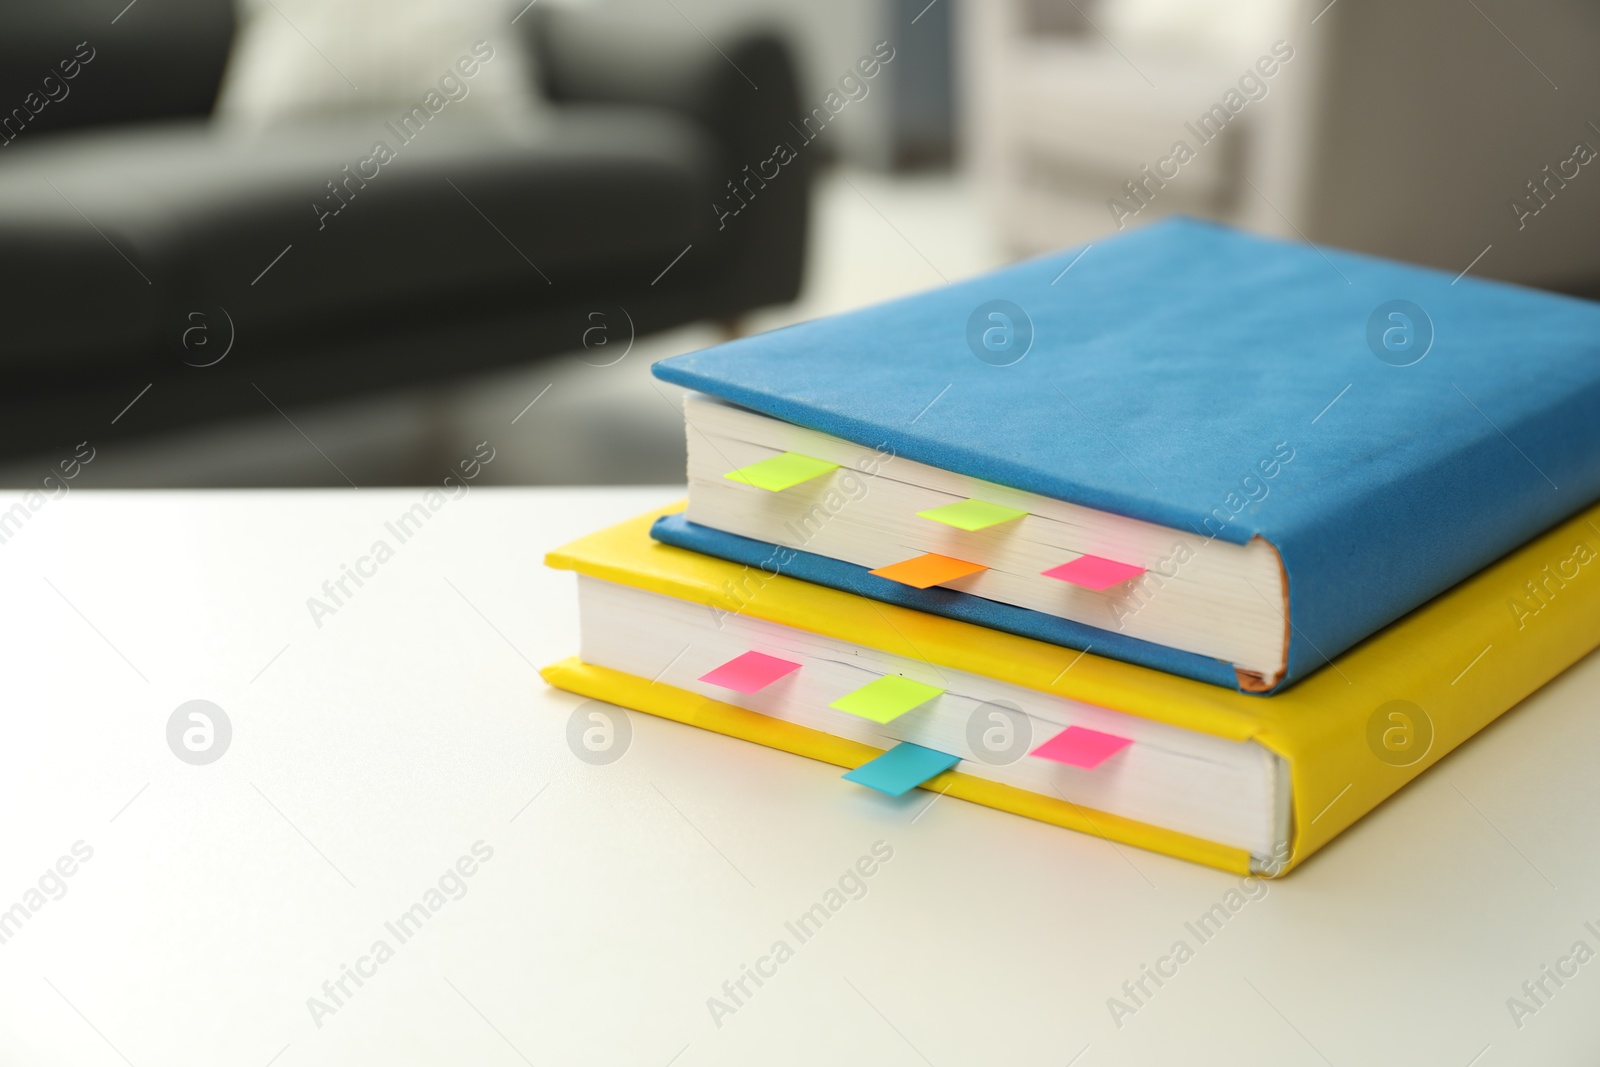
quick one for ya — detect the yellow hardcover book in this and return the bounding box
[542,502,1600,875]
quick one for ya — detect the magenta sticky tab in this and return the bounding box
[698,651,802,694]
[1030,726,1133,769]
[1042,555,1146,591]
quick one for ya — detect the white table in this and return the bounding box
[2,489,1596,1066]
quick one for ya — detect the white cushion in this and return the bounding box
[1096,0,1290,61]
[216,0,538,127]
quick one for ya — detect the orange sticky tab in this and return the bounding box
[869,553,987,589]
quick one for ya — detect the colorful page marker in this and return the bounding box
[829,675,945,724]
[869,552,987,589]
[724,452,839,491]
[1042,555,1147,591]
[843,741,961,797]
[698,651,802,694]
[1031,725,1133,768]
[916,498,1027,531]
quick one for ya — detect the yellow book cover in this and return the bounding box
[542,502,1600,875]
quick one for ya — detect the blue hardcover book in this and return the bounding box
[651,218,1600,693]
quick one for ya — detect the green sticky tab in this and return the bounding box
[917,498,1027,531]
[828,675,945,724]
[724,452,840,492]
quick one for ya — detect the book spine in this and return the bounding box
[1279,375,1600,685]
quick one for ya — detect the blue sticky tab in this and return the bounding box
[843,742,961,797]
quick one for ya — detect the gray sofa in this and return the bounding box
[0,1,810,461]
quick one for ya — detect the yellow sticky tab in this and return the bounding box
[828,675,945,724]
[724,452,839,491]
[917,499,1027,531]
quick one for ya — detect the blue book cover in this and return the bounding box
[652,218,1600,692]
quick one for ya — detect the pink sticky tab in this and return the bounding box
[1042,554,1147,591]
[1030,726,1133,769]
[698,651,802,694]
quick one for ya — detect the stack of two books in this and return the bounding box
[543,219,1600,876]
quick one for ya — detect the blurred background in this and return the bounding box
[2,0,1597,489]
